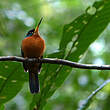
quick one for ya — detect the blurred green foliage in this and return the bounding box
[0,0,110,110]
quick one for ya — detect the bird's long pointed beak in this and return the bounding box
[35,17,43,33]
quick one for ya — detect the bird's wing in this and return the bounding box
[21,48,28,72]
[21,48,24,57]
[38,56,43,73]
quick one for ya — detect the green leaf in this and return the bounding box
[0,104,4,110]
[59,1,110,62]
[68,1,110,62]
[30,1,110,109]
[0,62,27,105]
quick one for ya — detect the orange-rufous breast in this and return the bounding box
[22,36,45,58]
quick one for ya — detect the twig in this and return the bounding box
[0,56,110,70]
[78,79,110,110]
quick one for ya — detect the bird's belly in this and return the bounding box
[22,37,45,58]
[24,46,43,57]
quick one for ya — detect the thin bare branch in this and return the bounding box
[78,79,110,110]
[0,56,110,70]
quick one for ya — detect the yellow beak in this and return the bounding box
[35,17,43,33]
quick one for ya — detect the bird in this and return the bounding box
[21,17,45,94]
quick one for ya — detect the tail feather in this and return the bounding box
[29,70,39,94]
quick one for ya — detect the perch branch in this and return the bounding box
[0,56,110,70]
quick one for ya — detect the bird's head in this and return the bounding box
[25,17,43,37]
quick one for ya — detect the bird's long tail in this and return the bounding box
[29,70,39,94]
